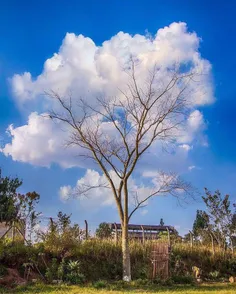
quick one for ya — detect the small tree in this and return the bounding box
[57,211,72,232]
[160,218,165,226]
[48,62,197,280]
[203,188,236,251]
[0,169,40,242]
[38,211,85,256]
[0,169,22,224]
[192,210,211,244]
[96,222,112,239]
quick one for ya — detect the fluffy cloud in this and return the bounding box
[2,22,214,169]
[2,112,81,168]
[11,22,213,108]
[59,168,186,211]
[59,169,117,207]
[1,109,203,168]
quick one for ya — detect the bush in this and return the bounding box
[0,241,40,268]
[45,258,58,282]
[111,280,130,290]
[228,259,236,276]
[66,272,85,285]
[65,260,85,285]
[1,239,236,283]
[171,275,195,285]
[93,280,108,289]
[57,258,66,281]
[208,271,220,280]
[132,278,150,286]
[0,264,7,278]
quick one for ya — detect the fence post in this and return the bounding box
[84,220,88,240]
[114,223,118,245]
[167,227,171,246]
[210,232,215,256]
[189,230,193,249]
[141,225,145,244]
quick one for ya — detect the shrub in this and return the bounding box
[131,278,150,286]
[171,275,195,285]
[45,258,58,282]
[161,278,174,286]
[208,270,220,280]
[112,280,130,290]
[65,260,85,285]
[57,258,66,281]
[1,238,236,283]
[228,259,236,276]
[0,264,7,278]
[66,272,85,285]
[93,280,108,289]
[0,241,40,268]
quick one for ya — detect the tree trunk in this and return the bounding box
[121,180,131,282]
[210,233,215,256]
[122,222,131,281]
[230,237,234,254]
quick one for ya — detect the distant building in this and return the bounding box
[0,222,9,238]
[108,223,176,241]
[0,221,25,240]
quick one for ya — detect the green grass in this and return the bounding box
[1,283,236,294]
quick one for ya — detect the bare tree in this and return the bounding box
[47,61,197,281]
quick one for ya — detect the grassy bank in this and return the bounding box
[1,239,236,281]
[1,283,236,294]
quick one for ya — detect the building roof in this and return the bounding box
[108,223,176,232]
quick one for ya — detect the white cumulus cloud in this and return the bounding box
[2,22,214,169]
[2,112,81,168]
[11,22,213,108]
[59,168,189,213]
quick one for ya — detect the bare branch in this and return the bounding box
[128,171,195,221]
[45,62,200,227]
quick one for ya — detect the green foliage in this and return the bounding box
[65,260,85,285]
[193,210,209,234]
[45,258,85,285]
[65,272,85,285]
[69,239,123,280]
[131,278,150,286]
[95,222,112,239]
[0,240,40,268]
[0,172,22,223]
[1,238,236,283]
[202,188,236,248]
[37,212,85,257]
[208,271,220,280]
[45,258,58,282]
[57,211,71,232]
[171,275,195,285]
[57,258,66,281]
[111,280,130,290]
[0,170,40,243]
[171,243,236,280]
[192,210,211,244]
[0,264,7,278]
[227,259,236,276]
[93,280,108,289]
[67,260,80,272]
[2,283,236,293]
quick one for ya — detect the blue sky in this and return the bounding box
[0,0,236,235]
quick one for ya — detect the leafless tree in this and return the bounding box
[47,61,197,281]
